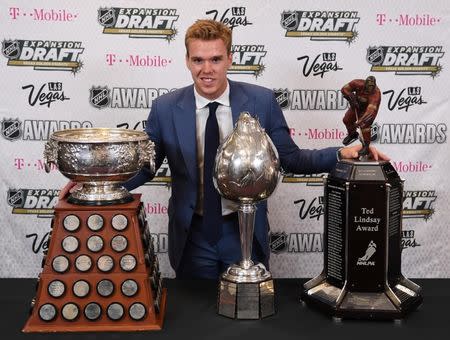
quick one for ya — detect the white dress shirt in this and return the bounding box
[194,82,238,216]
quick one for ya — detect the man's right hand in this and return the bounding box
[59,181,81,200]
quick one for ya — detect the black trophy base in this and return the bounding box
[217,278,275,319]
[301,274,423,320]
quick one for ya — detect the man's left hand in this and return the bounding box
[340,144,390,161]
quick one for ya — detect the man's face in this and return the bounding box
[186,38,232,100]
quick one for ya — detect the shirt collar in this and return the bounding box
[194,81,230,109]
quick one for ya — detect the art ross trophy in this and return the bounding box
[214,112,280,319]
[23,128,167,332]
[43,128,155,205]
[301,77,422,319]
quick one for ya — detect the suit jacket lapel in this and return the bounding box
[172,81,250,183]
[229,80,249,125]
[173,85,198,183]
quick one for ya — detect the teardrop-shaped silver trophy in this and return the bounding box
[214,112,280,319]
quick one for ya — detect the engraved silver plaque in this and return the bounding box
[129,302,146,320]
[39,303,57,321]
[84,302,102,321]
[87,214,104,231]
[97,255,114,272]
[52,255,69,273]
[111,235,128,252]
[86,235,104,253]
[73,280,90,298]
[63,214,80,232]
[75,254,92,272]
[61,303,79,321]
[121,279,139,297]
[111,214,128,231]
[48,280,65,298]
[97,279,114,297]
[107,303,124,321]
[61,235,79,253]
[120,254,137,272]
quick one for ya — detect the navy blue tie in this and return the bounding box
[202,101,222,245]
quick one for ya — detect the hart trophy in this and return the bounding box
[23,128,167,332]
[301,77,422,320]
[214,112,280,319]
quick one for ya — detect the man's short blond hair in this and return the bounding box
[185,19,232,56]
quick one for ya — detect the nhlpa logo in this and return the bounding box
[357,240,376,266]
[280,11,298,31]
[7,189,24,207]
[89,86,111,108]
[269,232,288,253]
[98,8,116,27]
[1,118,22,141]
[274,89,290,109]
[2,40,20,59]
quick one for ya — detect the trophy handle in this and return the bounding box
[138,140,156,173]
[43,139,58,173]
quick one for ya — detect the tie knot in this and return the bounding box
[207,101,220,114]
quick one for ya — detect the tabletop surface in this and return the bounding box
[1,278,447,339]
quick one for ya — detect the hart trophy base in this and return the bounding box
[218,264,275,319]
[301,159,422,320]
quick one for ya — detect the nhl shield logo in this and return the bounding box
[281,11,298,31]
[7,189,24,207]
[98,8,116,27]
[366,47,384,65]
[269,232,288,253]
[2,40,20,59]
[371,122,380,142]
[1,118,22,141]
[274,89,290,109]
[89,86,111,108]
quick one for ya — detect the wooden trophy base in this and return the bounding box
[23,194,166,332]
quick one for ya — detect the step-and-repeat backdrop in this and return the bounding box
[1,0,449,278]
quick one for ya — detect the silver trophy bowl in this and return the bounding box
[214,113,280,203]
[214,112,280,319]
[44,128,155,205]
